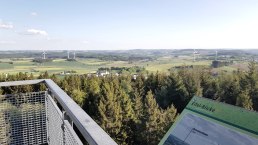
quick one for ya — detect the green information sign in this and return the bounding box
[159,96,258,145]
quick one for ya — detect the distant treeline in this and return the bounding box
[32,58,53,63]
[98,66,146,74]
[0,51,155,62]
[1,49,258,62]
[79,54,154,62]
[212,60,234,68]
[171,65,207,70]
[0,61,13,64]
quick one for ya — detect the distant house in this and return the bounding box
[87,73,98,77]
[59,71,71,75]
[97,70,110,76]
[133,74,138,80]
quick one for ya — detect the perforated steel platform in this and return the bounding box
[0,79,117,145]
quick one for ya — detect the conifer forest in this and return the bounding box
[0,61,258,145]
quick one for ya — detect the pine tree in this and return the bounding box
[156,72,187,112]
[98,81,124,144]
[60,79,69,92]
[118,87,136,144]
[50,74,58,83]
[246,60,258,110]
[132,91,143,122]
[219,75,238,105]
[131,75,145,144]
[236,90,253,110]
[161,105,177,134]
[38,71,49,79]
[179,69,202,101]
[130,90,144,145]
[200,71,219,100]
[71,89,86,107]
[120,75,132,94]
[83,77,101,118]
[145,73,157,93]
[142,90,163,145]
[133,74,145,97]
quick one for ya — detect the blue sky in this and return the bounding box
[0,0,258,50]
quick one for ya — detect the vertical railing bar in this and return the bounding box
[44,91,50,144]
[62,111,66,145]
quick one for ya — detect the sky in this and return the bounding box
[0,0,258,50]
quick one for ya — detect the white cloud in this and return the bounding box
[25,29,48,36]
[30,12,38,16]
[0,20,13,29]
[0,41,16,44]
[47,37,59,41]
[82,40,89,44]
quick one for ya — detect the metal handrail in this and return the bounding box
[0,79,117,145]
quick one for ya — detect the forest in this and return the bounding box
[0,61,257,145]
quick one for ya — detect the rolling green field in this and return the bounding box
[0,56,248,76]
[0,58,134,76]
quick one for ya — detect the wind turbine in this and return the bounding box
[73,52,76,59]
[193,49,198,61]
[67,51,70,59]
[42,51,47,59]
[215,50,218,61]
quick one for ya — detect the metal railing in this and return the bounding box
[0,79,117,145]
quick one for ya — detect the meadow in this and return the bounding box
[0,55,247,77]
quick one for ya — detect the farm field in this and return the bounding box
[0,58,107,76]
[0,58,128,76]
[0,56,248,77]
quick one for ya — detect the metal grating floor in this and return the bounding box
[0,91,82,145]
[0,92,47,145]
[46,94,83,145]
[0,79,117,145]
